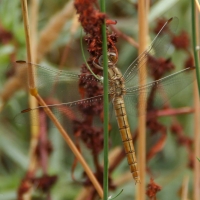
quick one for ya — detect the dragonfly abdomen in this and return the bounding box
[113,97,140,184]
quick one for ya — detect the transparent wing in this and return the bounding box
[14,95,104,131]
[16,61,102,103]
[123,17,179,88]
[14,61,105,130]
[124,66,195,116]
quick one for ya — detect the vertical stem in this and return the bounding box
[137,0,148,200]
[28,0,39,174]
[20,0,35,88]
[193,2,200,200]
[20,1,37,199]
[192,0,200,95]
[100,0,109,199]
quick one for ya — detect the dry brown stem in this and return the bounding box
[37,0,75,62]
[27,0,39,178]
[20,1,37,199]
[137,0,148,199]
[20,0,35,87]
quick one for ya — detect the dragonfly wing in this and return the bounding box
[16,61,102,103]
[14,95,104,132]
[123,17,179,88]
[124,66,195,116]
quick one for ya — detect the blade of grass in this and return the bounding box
[100,0,109,199]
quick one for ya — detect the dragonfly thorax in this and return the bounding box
[108,66,126,98]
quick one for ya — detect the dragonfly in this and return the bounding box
[14,17,195,184]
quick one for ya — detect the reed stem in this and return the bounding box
[20,1,39,199]
[20,0,35,88]
[137,0,148,199]
[27,0,39,174]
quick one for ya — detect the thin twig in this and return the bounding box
[20,0,38,198]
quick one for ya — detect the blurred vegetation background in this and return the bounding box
[0,0,197,199]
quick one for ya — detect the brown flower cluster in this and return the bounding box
[146,178,161,199]
[172,31,190,50]
[74,0,117,190]
[74,0,117,59]
[18,174,57,199]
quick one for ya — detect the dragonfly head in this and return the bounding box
[93,52,118,70]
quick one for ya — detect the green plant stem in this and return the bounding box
[191,0,200,96]
[100,0,109,199]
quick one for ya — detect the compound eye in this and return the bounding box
[108,52,117,65]
[98,55,104,66]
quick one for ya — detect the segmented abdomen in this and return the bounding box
[113,97,140,184]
